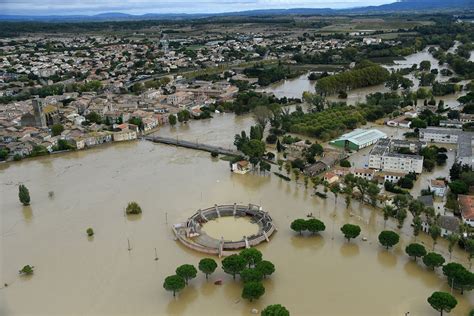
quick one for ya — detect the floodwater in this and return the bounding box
[263,47,470,108]
[1,113,473,316]
[201,217,259,241]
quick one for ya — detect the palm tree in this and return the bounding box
[447,233,459,261]
[383,205,394,228]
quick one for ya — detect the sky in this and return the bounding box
[0,0,396,16]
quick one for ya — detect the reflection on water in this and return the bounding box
[21,206,33,223]
[201,217,259,241]
[340,243,360,258]
[377,250,398,268]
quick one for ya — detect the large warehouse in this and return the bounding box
[330,128,387,151]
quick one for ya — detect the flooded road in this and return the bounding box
[1,113,473,316]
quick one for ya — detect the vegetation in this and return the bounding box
[86,228,94,237]
[315,62,389,95]
[427,291,457,316]
[18,184,30,206]
[340,224,361,242]
[19,265,34,275]
[378,231,400,250]
[256,260,275,278]
[305,218,326,235]
[422,252,445,270]
[261,304,290,316]
[241,281,265,302]
[240,268,263,283]
[198,258,217,279]
[240,248,263,268]
[163,275,186,297]
[175,264,197,285]
[290,219,307,235]
[405,243,427,261]
[125,201,142,215]
[222,254,247,279]
[51,124,64,136]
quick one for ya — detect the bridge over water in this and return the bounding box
[145,135,242,156]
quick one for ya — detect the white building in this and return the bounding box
[419,127,462,144]
[429,179,447,197]
[368,139,424,174]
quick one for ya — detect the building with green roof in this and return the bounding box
[330,128,387,151]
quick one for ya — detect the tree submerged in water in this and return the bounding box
[19,265,34,275]
[125,201,142,215]
[18,184,30,206]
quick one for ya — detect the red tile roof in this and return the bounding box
[458,195,474,220]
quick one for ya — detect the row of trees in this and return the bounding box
[163,248,275,302]
[315,63,389,95]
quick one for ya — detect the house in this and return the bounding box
[381,171,406,183]
[353,168,375,181]
[420,214,460,237]
[113,130,137,142]
[418,195,434,209]
[231,160,250,174]
[323,172,339,184]
[429,180,447,197]
[457,195,474,227]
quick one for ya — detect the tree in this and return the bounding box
[405,243,427,261]
[256,260,275,278]
[429,225,442,250]
[86,228,94,237]
[253,106,273,128]
[19,265,34,275]
[449,180,468,195]
[169,114,177,126]
[412,216,422,241]
[442,262,474,294]
[18,184,30,206]
[306,218,326,234]
[125,201,142,215]
[51,123,64,136]
[383,205,395,228]
[423,252,445,270]
[427,291,457,316]
[466,239,474,269]
[261,304,290,316]
[222,254,246,279]
[240,248,263,268]
[290,219,307,235]
[395,209,407,229]
[447,234,460,260]
[198,258,217,279]
[378,231,400,250]
[163,275,185,297]
[175,264,197,285]
[340,160,351,168]
[340,224,361,242]
[241,281,265,302]
[240,268,263,283]
[420,60,432,71]
[367,183,380,207]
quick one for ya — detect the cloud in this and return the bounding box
[0,0,395,15]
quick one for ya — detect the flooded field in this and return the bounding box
[201,217,259,241]
[1,112,474,316]
[263,47,472,108]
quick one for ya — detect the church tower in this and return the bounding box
[32,98,47,128]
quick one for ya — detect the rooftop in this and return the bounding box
[332,128,387,146]
[458,195,474,220]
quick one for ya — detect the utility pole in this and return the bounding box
[127,238,132,251]
[154,248,158,261]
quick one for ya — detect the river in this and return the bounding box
[1,112,473,315]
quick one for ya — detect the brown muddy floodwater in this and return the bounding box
[201,217,259,241]
[1,114,474,316]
